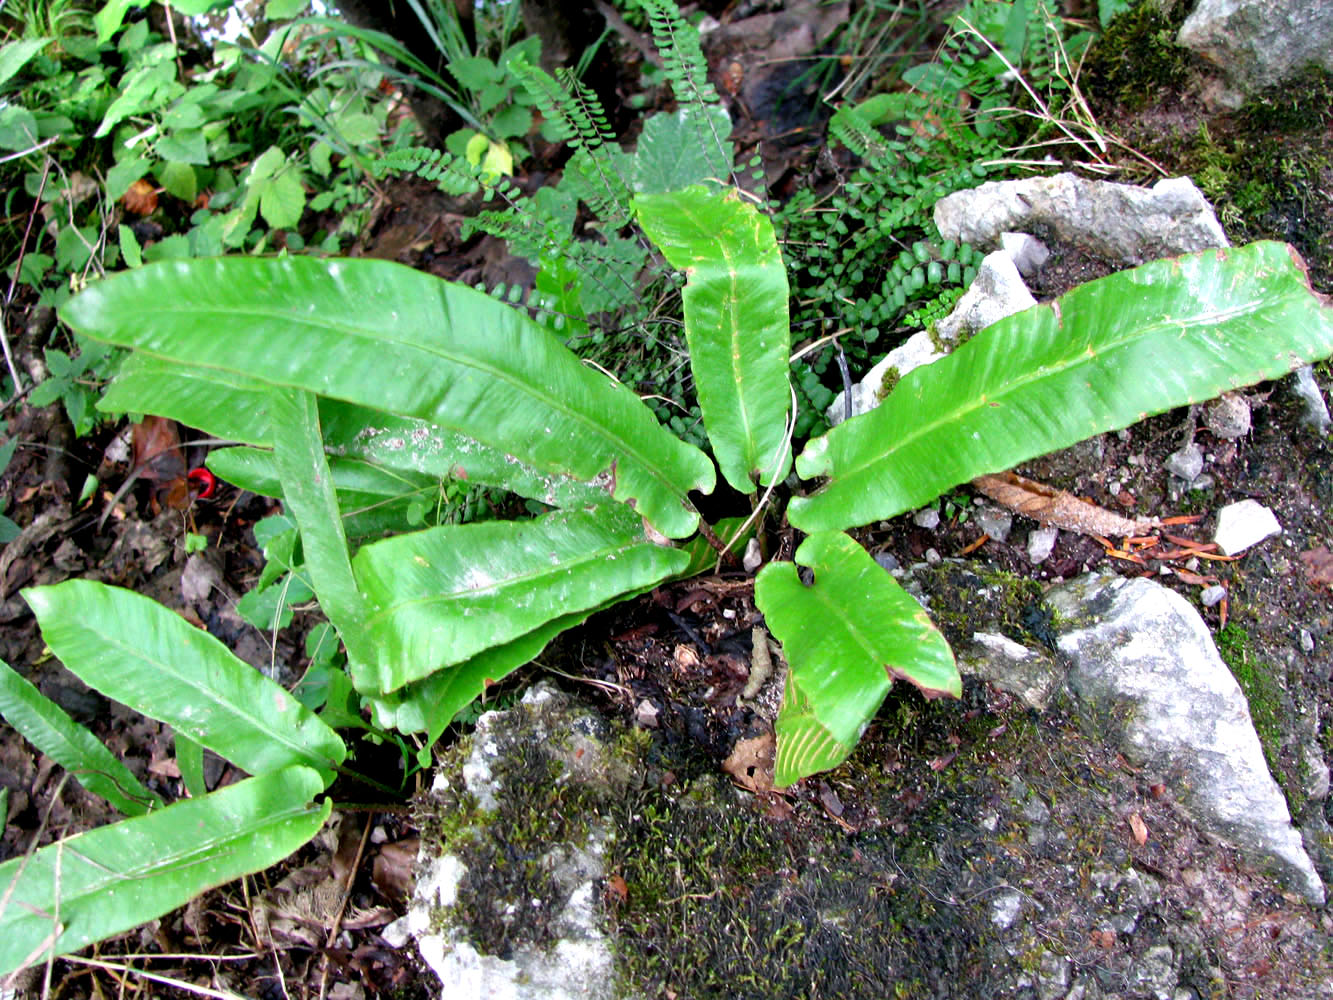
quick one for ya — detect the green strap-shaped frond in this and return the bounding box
[755,532,959,786]
[62,255,713,537]
[791,242,1333,533]
[635,186,792,493]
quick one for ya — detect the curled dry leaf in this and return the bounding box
[972,471,1155,538]
[1127,811,1149,845]
[132,414,185,482]
[122,178,158,215]
[1299,546,1333,590]
[723,730,775,793]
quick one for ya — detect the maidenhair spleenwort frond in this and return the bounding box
[374,147,483,197]
[639,0,738,188]
[511,58,631,226]
[827,104,889,162]
[511,58,614,153]
[640,0,717,105]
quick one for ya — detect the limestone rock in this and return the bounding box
[958,631,1063,711]
[1047,574,1325,904]
[825,250,1035,425]
[999,231,1049,277]
[1290,365,1331,434]
[933,250,1036,345]
[1164,441,1204,484]
[1203,392,1251,440]
[1177,0,1333,105]
[389,683,626,1000]
[1213,498,1281,555]
[933,174,1227,265]
[1026,526,1058,564]
[825,329,945,425]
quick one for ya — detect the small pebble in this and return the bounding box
[1164,442,1204,483]
[1027,526,1058,564]
[913,507,941,530]
[1204,392,1251,439]
[925,547,942,565]
[1200,585,1226,607]
[742,537,762,573]
[1300,629,1315,653]
[874,551,900,572]
[974,504,1013,543]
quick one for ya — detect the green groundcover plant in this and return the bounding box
[4,182,1333,974]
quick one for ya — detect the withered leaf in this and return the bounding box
[973,472,1154,538]
[131,415,185,482]
[1299,546,1333,590]
[1127,811,1149,845]
[723,731,775,793]
[123,178,158,215]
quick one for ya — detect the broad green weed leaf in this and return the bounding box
[635,186,792,492]
[61,256,713,537]
[0,659,161,816]
[0,38,51,88]
[259,168,305,228]
[790,242,1333,533]
[23,580,346,786]
[755,532,958,786]
[633,106,734,194]
[0,767,328,976]
[156,161,197,203]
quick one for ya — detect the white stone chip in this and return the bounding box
[1027,526,1058,564]
[1212,499,1281,555]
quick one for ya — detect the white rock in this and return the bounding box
[1178,0,1333,103]
[973,503,1013,543]
[1204,393,1251,440]
[990,888,1025,929]
[1290,365,1331,433]
[933,250,1036,345]
[1213,499,1281,555]
[826,252,1035,426]
[1164,442,1204,483]
[934,173,1227,264]
[1027,526,1058,564]
[826,330,945,426]
[742,537,762,573]
[913,507,941,530]
[1000,231,1049,276]
[960,631,1063,711]
[1047,574,1324,904]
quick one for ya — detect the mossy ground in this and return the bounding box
[416,644,1332,999]
[1083,2,1333,291]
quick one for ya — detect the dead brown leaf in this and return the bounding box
[122,178,158,215]
[371,838,418,905]
[973,471,1154,537]
[131,415,185,483]
[1299,546,1333,590]
[1127,811,1149,845]
[604,873,629,905]
[723,731,775,793]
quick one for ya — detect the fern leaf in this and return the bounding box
[641,0,719,107]
[375,147,482,197]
